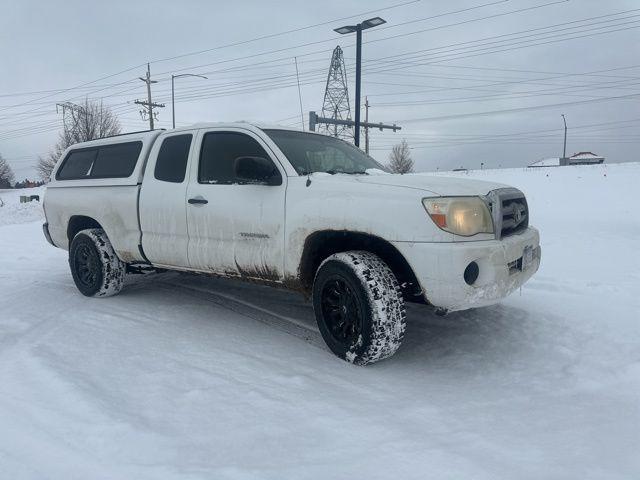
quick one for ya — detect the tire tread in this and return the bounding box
[70,228,125,297]
[317,251,407,365]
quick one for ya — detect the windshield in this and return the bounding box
[264,129,389,175]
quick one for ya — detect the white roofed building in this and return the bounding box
[567,151,605,165]
[528,157,561,167]
[529,152,605,168]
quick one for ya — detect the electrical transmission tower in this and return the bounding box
[56,101,85,137]
[135,63,165,130]
[319,46,352,140]
[313,47,401,148]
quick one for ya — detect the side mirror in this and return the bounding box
[234,156,282,186]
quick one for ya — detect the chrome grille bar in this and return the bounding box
[486,188,529,239]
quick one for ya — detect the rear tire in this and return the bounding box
[312,251,406,365]
[69,228,125,297]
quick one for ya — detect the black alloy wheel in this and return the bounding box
[68,229,129,298]
[320,276,364,346]
[312,251,407,365]
[73,242,102,290]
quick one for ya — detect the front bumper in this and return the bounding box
[392,227,541,312]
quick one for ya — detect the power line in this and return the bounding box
[0,66,143,114]
[357,13,640,77]
[112,14,640,107]
[372,79,640,107]
[83,4,637,115]
[367,118,640,149]
[146,0,421,65]
[363,66,640,97]
[371,119,640,138]
[364,0,570,48]
[396,92,640,124]
[0,0,421,120]
[126,22,640,108]
[0,0,518,105]
[422,62,640,81]
[3,4,639,141]
[0,0,587,125]
[0,0,419,101]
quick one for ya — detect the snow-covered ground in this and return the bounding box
[0,164,639,479]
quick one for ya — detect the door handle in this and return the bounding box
[188,197,208,205]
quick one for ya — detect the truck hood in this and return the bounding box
[351,173,509,196]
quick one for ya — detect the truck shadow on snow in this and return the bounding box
[122,271,537,369]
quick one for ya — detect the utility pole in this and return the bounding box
[309,111,400,138]
[364,96,370,155]
[135,63,165,130]
[561,114,568,162]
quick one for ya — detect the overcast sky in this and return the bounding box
[1,0,638,179]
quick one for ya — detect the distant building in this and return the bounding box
[528,151,605,168]
[528,157,561,168]
[567,151,605,165]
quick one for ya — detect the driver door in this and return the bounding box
[185,128,287,281]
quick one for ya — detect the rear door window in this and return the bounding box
[56,149,97,179]
[91,142,142,178]
[154,134,192,183]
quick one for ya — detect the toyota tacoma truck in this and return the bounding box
[42,123,541,365]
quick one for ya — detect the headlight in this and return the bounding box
[422,197,494,236]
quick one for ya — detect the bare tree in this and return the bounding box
[0,153,15,189]
[387,139,414,174]
[37,99,121,181]
[36,144,64,182]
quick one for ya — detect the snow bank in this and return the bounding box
[0,187,44,226]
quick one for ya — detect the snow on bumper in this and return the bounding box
[393,227,541,312]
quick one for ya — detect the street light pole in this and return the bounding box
[171,73,208,128]
[354,25,362,147]
[561,114,567,160]
[364,96,370,154]
[334,16,386,149]
[171,75,175,129]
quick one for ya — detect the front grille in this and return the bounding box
[507,257,520,273]
[486,188,529,239]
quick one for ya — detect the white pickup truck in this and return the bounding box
[43,122,540,365]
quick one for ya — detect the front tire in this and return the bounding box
[69,228,125,297]
[312,251,406,365]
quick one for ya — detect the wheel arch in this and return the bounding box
[297,230,424,302]
[67,215,103,248]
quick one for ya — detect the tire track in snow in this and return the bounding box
[0,285,80,361]
[156,280,325,349]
